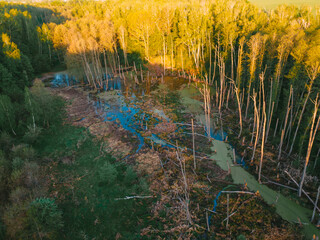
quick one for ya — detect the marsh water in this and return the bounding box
[51,72,319,238]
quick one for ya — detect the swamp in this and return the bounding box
[0,0,320,239]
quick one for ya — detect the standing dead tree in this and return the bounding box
[251,90,259,163]
[311,186,320,222]
[289,63,318,155]
[176,145,193,225]
[245,34,263,119]
[258,72,267,183]
[273,34,295,112]
[265,78,274,143]
[278,86,293,160]
[0,95,16,135]
[299,94,320,197]
[199,76,211,137]
[313,148,320,170]
[218,53,225,114]
[192,119,196,169]
[230,79,242,138]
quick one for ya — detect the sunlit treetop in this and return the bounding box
[4,9,31,19]
[1,33,21,59]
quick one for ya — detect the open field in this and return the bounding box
[249,0,319,9]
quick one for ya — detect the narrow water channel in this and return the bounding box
[180,86,319,239]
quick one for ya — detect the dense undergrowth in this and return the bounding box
[0,91,155,239]
[35,125,153,239]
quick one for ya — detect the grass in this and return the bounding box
[249,0,319,10]
[34,125,155,239]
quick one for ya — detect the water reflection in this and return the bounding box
[51,73,78,87]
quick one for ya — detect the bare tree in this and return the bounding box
[176,146,193,225]
[278,86,293,160]
[265,78,274,143]
[251,90,259,163]
[289,64,318,155]
[192,119,196,169]
[299,94,320,197]
[245,34,263,119]
[236,37,245,90]
[258,72,267,183]
[230,79,242,137]
[311,186,320,222]
[199,76,211,137]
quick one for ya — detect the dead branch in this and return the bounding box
[114,195,153,200]
[284,170,320,213]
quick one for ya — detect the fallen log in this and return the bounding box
[115,195,153,200]
[284,170,320,213]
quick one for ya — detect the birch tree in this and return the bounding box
[299,94,320,197]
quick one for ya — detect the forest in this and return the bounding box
[0,0,320,239]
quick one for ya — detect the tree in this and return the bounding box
[299,95,320,197]
[27,198,63,239]
[245,33,264,119]
[1,33,20,60]
[37,23,52,64]
[0,94,16,135]
[127,8,156,61]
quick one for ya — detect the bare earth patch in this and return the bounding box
[135,149,161,175]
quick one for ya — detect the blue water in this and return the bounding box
[52,72,246,163]
[211,130,228,141]
[101,95,145,153]
[89,76,184,153]
[95,97,177,152]
[149,134,180,149]
[103,76,121,91]
[208,185,236,226]
[92,81,167,152]
[205,126,247,168]
[52,74,247,222]
[51,74,247,164]
[51,74,78,87]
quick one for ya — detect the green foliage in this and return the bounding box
[0,1,61,107]
[27,198,63,239]
[25,80,65,130]
[237,235,247,240]
[0,150,9,201]
[9,187,28,204]
[99,161,117,184]
[23,125,43,144]
[0,64,14,97]
[12,157,24,171]
[0,94,16,134]
[34,125,152,239]
[0,220,5,240]
[3,202,28,239]
[124,166,137,185]
[0,132,12,153]
[11,144,35,161]
[126,51,145,67]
